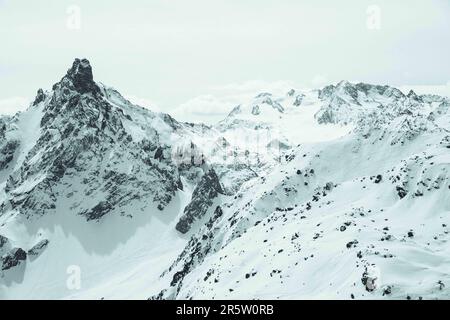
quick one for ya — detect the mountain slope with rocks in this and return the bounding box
[153,81,450,300]
[0,60,449,300]
[0,59,262,298]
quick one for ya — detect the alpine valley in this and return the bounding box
[0,59,449,300]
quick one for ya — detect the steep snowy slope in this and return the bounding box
[153,82,450,300]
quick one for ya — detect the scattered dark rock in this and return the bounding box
[324,182,334,191]
[361,266,378,292]
[1,248,27,271]
[28,239,49,257]
[396,186,408,199]
[82,200,113,221]
[293,94,303,107]
[0,235,9,249]
[346,240,359,249]
[382,286,392,296]
[154,147,164,161]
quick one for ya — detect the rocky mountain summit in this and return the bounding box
[2,59,183,221]
[0,59,449,300]
[0,59,269,291]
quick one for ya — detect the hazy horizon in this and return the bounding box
[1,0,449,123]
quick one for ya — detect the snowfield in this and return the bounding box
[0,60,449,300]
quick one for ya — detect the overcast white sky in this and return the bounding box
[1,0,449,122]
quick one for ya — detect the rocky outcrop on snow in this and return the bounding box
[0,116,19,171]
[1,248,27,271]
[293,94,304,107]
[33,88,46,106]
[27,239,49,259]
[257,93,284,113]
[0,235,10,255]
[154,206,225,298]
[176,169,223,233]
[0,140,19,172]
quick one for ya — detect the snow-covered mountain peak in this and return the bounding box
[1,59,195,223]
[315,81,449,130]
[216,87,351,145]
[319,81,404,103]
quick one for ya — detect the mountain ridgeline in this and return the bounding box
[0,59,449,300]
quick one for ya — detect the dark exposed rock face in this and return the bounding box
[0,116,19,171]
[251,105,260,115]
[293,94,304,106]
[0,140,19,171]
[407,90,422,102]
[361,266,378,292]
[1,248,27,271]
[62,58,101,96]
[1,58,183,220]
[176,169,223,233]
[33,88,46,106]
[396,186,408,199]
[0,235,9,250]
[154,147,164,161]
[83,200,114,221]
[374,174,382,184]
[28,239,49,258]
[261,96,284,113]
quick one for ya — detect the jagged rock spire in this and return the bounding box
[33,88,46,106]
[67,58,100,94]
[407,89,422,102]
[55,58,101,95]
